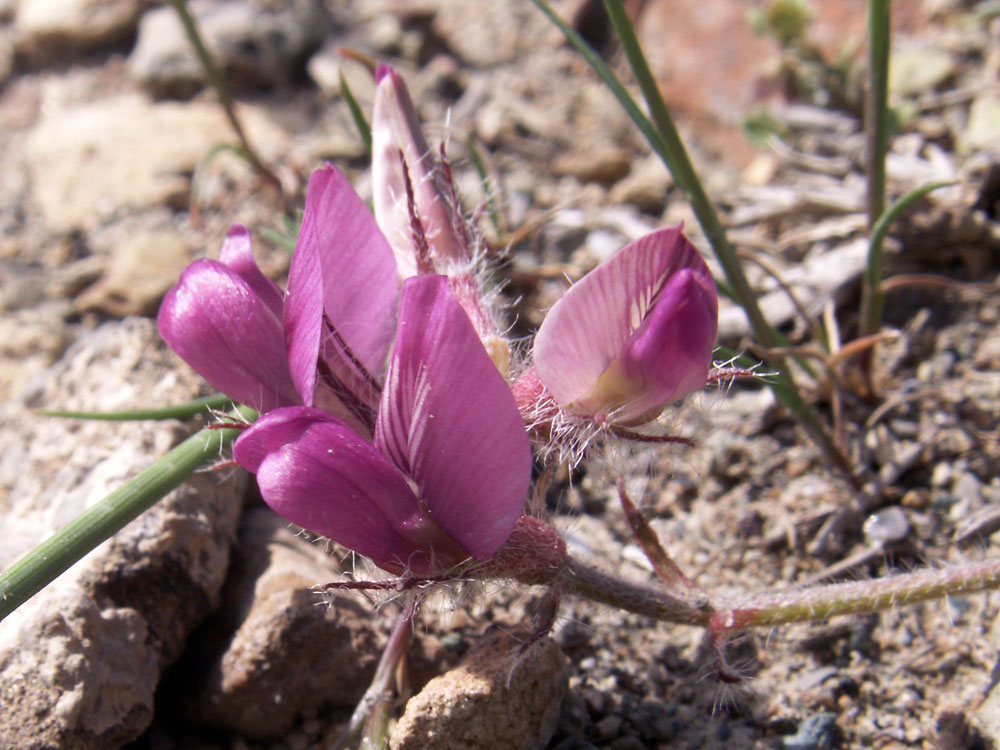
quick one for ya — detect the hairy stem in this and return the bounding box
[558,555,712,627]
[559,553,1000,635]
[712,557,1000,632]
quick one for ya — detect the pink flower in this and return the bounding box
[158,160,532,576]
[158,165,399,432]
[233,275,531,575]
[526,226,718,426]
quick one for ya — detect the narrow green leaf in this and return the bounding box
[526,0,674,178]
[39,393,235,421]
[865,0,891,233]
[0,405,257,622]
[167,0,279,188]
[465,136,504,238]
[341,70,372,155]
[860,180,954,336]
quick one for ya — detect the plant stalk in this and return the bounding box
[858,0,892,344]
[167,0,281,190]
[0,406,256,622]
[560,553,1000,634]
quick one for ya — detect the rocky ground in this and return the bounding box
[1,0,999,748]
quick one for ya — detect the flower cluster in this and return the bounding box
[158,65,718,581]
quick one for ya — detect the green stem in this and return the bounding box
[561,553,1000,634]
[858,0,892,340]
[0,406,257,622]
[715,557,1000,631]
[167,0,280,190]
[335,598,418,750]
[865,0,891,233]
[559,556,712,627]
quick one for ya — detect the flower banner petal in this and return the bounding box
[235,407,464,575]
[157,259,298,412]
[284,165,399,406]
[375,275,530,560]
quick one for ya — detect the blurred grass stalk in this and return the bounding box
[167,0,280,190]
[859,0,891,340]
[0,406,257,622]
[531,0,857,483]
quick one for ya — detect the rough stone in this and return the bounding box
[15,0,147,60]
[75,226,191,317]
[0,299,72,402]
[0,317,244,749]
[889,47,955,97]
[128,0,328,98]
[182,507,384,740]
[961,95,1000,154]
[408,0,550,68]
[608,153,674,214]
[22,93,288,233]
[389,625,568,750]
[552,145,632,186]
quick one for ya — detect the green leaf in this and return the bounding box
[341,70,372,155]
[39,393,235,421]
[0,405,258,622]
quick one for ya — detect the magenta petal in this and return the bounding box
[284,165,399,406]
[533,226,718,418]
[375,275,530,560]
[218,224,284,317]
[615,267,718,420]
[234,406,464,575]
[157,259,298,412]
[371,65,467,276]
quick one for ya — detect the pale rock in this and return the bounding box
[961,95,1000,155]
[0,317,245,748]
[889,47,955,97]
[306,38,373,101]
[609,153,673,214]
[0,300,71,402]
[975,661,1000,746]
[15,0,147,60]
[76,226,191,317]
[128,0,327,98]
[183,507,385,740]
[389,626,568,750]
[0,589,160,748]
[552,145,631,186]
[0,28,14,86]
[23,93,288,233]
[423,0,538,67]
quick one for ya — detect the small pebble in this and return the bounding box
[781,712,840,750]
[862,506,910,546]
[595,715,622,740]
[931,463,953,487]
[556,618,592,650]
